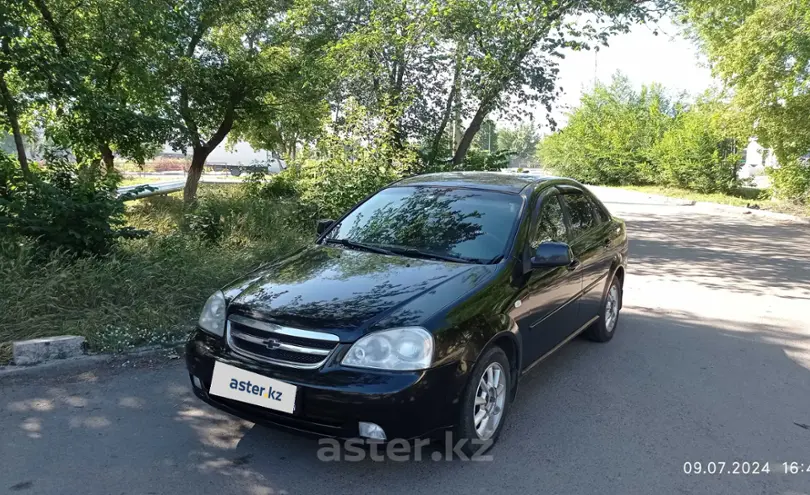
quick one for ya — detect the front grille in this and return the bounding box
[226,314,339,369]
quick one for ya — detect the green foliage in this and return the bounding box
[424,149,512,174]
[326,0,670,167]
[682,0,810,201]
[265,102,413,218]
[0,185,310,355]
[651,105,742,193]
[498,123,540,167]
[539,74,677,185]
[262,168,302,199]
[769,162,810,203]
[0,153,145,256]
[538,74,742,193]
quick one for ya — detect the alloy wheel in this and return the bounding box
[605,284,619,333]
[473,362,507,440]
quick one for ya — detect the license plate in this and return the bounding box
[209,361,298,414]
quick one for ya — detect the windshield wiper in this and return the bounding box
[383,246,484,264]
[324,238,396,256]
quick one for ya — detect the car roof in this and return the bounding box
[394,171,558,194]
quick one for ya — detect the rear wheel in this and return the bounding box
[585,275,622,342]
[453,346,511,456]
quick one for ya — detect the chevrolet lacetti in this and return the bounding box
[186,172,628,454]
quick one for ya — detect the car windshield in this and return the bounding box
[324,186,522,263]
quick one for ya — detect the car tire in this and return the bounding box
[453,346,512,457]
[585,274,622,342]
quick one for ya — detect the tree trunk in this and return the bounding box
[0,70,30,177]
[184,146,209,204]
[100,143,114,172]
[428,40,465,167]
[452,102,490,166]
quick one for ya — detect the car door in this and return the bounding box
[559,188,611,328]
[515,189,583,367]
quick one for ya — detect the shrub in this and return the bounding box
[769,160,810,203]
[259,167,301,199]
[274,101,417,219]
[538,75,674,185]
[0,154,145,256]
[652,110,742,193]
[1,185,311,356]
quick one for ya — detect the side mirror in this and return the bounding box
[317,219,335,235]
[531,241,573,268]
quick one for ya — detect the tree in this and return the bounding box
[476,120,498,153]
[14,0,170,171]
[682,0,810,200]
[330,0,671,170]
[0,0,40,176]
[651,94,743,193]
[498,123,540,167]
[538,73,677,184]
[154,0,328,203]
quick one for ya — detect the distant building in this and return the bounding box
[740,138,776,179]
[156,142,285,172]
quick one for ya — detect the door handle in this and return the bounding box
[567,259,581,271]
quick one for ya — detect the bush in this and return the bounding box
[538,74,746,194]
[652,110,741,193]
[769,161,810,203]
[259,166,301,199]
[0,185,311,356]
[256,101,418,219]
[538,75,674,185]
[0,154,145,256]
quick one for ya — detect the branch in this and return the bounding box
[205,100,236,150]
[178,87,201,147]
[31,0,69,57]
[178,20,209,147]
[429,43,463,163]
[186,20,207,58]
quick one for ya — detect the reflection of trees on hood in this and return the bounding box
[344,187,484,254]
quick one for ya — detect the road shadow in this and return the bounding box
[621,210,810,299]
[2,307,809,494]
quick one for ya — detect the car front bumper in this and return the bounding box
[185,331,468,440]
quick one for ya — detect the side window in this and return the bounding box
[562,192,596,238]
[589,196,611,223]
[531,194,567,248]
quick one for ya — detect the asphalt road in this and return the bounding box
[2,188,809,495]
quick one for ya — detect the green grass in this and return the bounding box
[610,185,810,217]
[0,185,313,362]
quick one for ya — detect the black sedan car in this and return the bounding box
[186,172,628,453]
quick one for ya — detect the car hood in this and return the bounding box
[224,245,496,340]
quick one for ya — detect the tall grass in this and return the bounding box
[0,185,312,362]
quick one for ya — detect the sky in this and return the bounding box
[534,18,717,130]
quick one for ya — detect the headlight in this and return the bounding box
[198,291,227,337]
[342,327,434,371]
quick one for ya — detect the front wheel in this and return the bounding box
[585,275,622,342]
[453,346,511,457]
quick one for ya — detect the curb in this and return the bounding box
[0,340,187,377]
[692,201,810,224]
[594,186,810,225]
